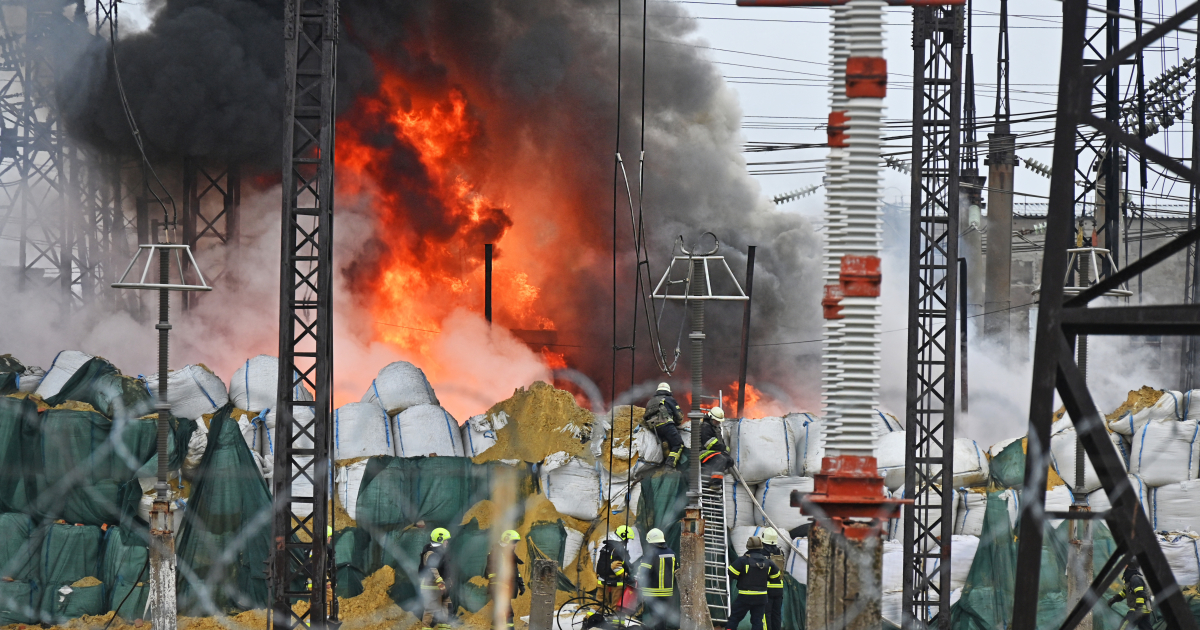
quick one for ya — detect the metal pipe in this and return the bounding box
[688,257,706,501]
[485,243,493,324]
[156,246,170,499]
[736,246,757,418]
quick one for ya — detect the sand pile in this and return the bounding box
[1107,386,1163,420]
[69,576,102,588]
[473,382,593,465]
[598,406,645,474]
[6,391,50,410]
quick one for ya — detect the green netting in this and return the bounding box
[0,356,23,373]
[44,358,153,420]
[176,403,271,616]
[0,396,40,514]
[0,373,16,395]
[527,520,575,592]
[379,526,431,614]
[449,520,493,613]
[333,527,369,598]
[38,523,103,620]
[0,579,38,624]
[45,583,106,623]
[990,439,1025,488]
[0,512,40,580]
[634,468,688,551]
[103,525,149,619]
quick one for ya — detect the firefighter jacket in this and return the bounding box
[1110,572,1152,614]
[642,392,683,428]
[597,539,633,586]
[485,547,525,593]
[637,543,677,597]
[761,543,785,594]
[419,542,450,589]
[727,550,778,595]
[700,420,729,462]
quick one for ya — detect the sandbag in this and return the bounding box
[1085,474,1151,520]
[564,527,585,568]
[183,421,208,477]
[725,476,757,527]
[17,366,43,394]
[952,439,989,487]
[463,411,509,458]
[1129,416,1200,487]
[1050,425,1129,492]
[540,455,603,520]
[45,582,104,623]
[1153,479,1200,533]
[729,417,801,483]
[881,538,905,593]
[786,413,822,476]
[335,402,393,461]
[633,425,663,464]
[35,351,94,398]
[1159,532,1200,585]
[230,355,314,413]
[336,460,368,521]
[875,430,906,491]
[102,525,148,619]
[0,580,37,625]
[785,538,808,583]
[0,513,37,581]
[361,361,439,414]
[392,404,464,458]
[601,468,641,516]
[144,364,228,421]
[754,476,814,532]
[925,534,979,592]
[1110,390,1194,436]
[953,488,988,536]
[40,523,102,594]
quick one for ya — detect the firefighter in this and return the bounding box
[760,528,786,630]
[419,527,454,630]
[596,525,637,620]
[637,528,677,630]
[699,406,733,488]
[1109,562,1153,630]
[486,530,525,629]
[642,383,685,468]
[726,536,778,630]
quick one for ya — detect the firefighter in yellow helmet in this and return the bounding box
[486,530,525,629]
[641,383,685,468]
[419,527,454,630]
[760,528,786,630]
[637,528,677,630]
[1109,561,1153,630]
[595,525,637,622]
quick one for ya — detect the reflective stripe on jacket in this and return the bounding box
[638,543,677,597]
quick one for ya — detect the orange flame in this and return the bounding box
[723,381,789,419]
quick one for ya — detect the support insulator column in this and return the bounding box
[822,4,850,446]
[688,257,707,500]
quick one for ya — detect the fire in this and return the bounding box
[722,382,790,419]
[336,65,557,365]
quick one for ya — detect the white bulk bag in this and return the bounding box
[785,538,808,584]
[876,430,906,491]
[633,426,664,464]
[230,355,314,413]
[729,525,788,558]
[953,439,989,487]
[754,476,814,532]
[1084,475,1151,520]
[953,489,987,537]
[1129,417,1200,487]
[882,539,905,593]
[925,535,979,592]
[882,593,904,628]
[1050,425,1129,493]
[601,469,641,515]
[1154,480,1200,533]
[1109,390,1190,436]
[786,413,822,476]
[362,361,439,414]
[725,476,758,527]
[392,404,464,458]
[541,457,603,521]
[729,417,800,483]
[875,410,903,434]
[335,460,368,521]
[1159,533,1200,586]
[1041,485,1075,525]
[564,528,585,568]
[35,350,94,398]
[183,420,209,476]
[17,366,44,393]
[334,402,393,461]
[989,437,1021,458]
[463,411,509,457]
[144,365,229,421]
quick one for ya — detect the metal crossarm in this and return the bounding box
[700,481,731,624]
[272,0,338,628]
[902,6,962,629]
[1013,3,1200,630]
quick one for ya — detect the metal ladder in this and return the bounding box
[700,479,730,624]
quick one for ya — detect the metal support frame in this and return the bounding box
[901,5,961,628]
[1013,3,1200,629]
[181,159,240,308]
[271,0,338,626]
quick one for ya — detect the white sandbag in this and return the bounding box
[362,361,439,414]
[1159,532,1200,586]
[876,430,906,491]
[35,350,94,398]
[729,417,801,483]
[334,402,393,460]
[1041,485,1075,525]
[785,537,808,583]
[183,420,209,477]
[754,476,814,532]
[16,366,43,393]
[989,437,1021,458]
[786,413,822,476]
[1050,425,1130,492]
[1109,390,1192,436]
[1129,417,1200,487]
[882,539,905,593]
[391,404,464,458]
[601,469,641,516]
[564,528,585,568]
[882,592,904,628]
[541,457,603,521]
[230,355,314,413]
[463,411,509,457]
[953,439,989,487]
[925,535,979,592]
[634,426,664,464]
[1153,479,1200,533]
[725,476,758,527]
[875,410,903,434]
[144,365,229,421]
[1084,475,1151,520]
[335,460,368,521]
[953,489,987,536]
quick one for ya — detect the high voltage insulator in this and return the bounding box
[772,184,821,204]
[883,155,910,174]
[1122,56,1197,137]
[1023,156,1052,178]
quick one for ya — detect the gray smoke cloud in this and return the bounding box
[53,0,825,411]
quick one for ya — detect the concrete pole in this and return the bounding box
[149,245,177,630]
[807,524,884,630]
[984,127,1015,353]
[678,512,714,630]
[959,186,985,319]
[527,560,557,630]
